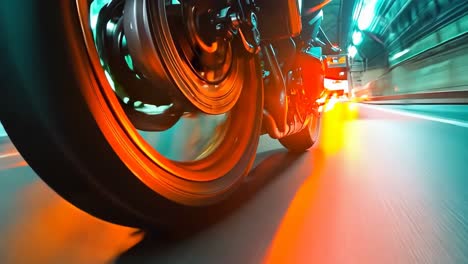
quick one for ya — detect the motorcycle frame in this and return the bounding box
[252,0,325,139]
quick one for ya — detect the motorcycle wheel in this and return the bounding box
[279,112,321,152]
[0,0,263,228]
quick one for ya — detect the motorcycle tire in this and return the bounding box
[0,0,263,229]
[279,113,321,152]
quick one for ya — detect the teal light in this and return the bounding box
[390,49,410,61]
[125,55,135,71]
[348,45,358,58]
[357,0,378,31]
[90,0,110,33]
[352,31,363,46]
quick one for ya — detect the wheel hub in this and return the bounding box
[123,0,243,114]
[180,5,233,84]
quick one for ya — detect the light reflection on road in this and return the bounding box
[1,102,468,263]
[0,181,143,264]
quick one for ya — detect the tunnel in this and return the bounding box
[1,0,468,263]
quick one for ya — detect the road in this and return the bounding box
[0,102,467,264]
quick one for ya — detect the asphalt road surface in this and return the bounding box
[1,102,467,264]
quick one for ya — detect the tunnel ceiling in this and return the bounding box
[321,0,357,49]
[347,0,468,68]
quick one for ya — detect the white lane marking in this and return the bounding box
[360,104,468,128]
[0,152,20,159]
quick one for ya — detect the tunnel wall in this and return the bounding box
[389,44,468,94]
[351,0,468,98]
[355,41,468,97]
[352,11,468,98]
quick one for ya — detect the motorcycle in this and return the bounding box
[0,0,336,228]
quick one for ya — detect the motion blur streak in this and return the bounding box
[263,102,468,263]
[1,103,468,263]
[0,182,143,264]
[0,153,20,159]
[0,139,27,170]
[305,0,332,15]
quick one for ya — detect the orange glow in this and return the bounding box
[305,0,333,14]
[262,151,327,264]
[1,181,143,264]
[288,0,303,36]
[0,147,27,169]
[262,177,323,264]
[296,52,325,100]
[318,101,348,155]
[321,102,359,155]
[7,160,28,169]
[263,103,360,264]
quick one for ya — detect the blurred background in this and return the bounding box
[1,0,468,263]
[322,0,467,102]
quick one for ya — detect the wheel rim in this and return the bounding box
[75,0,261,203]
